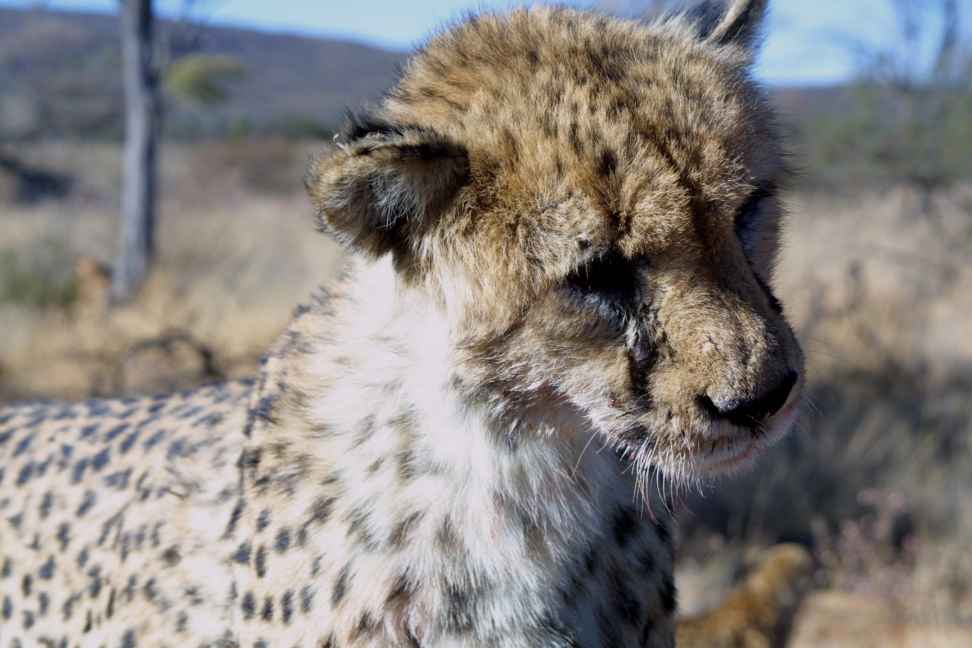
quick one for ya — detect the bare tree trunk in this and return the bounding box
[933,0,959,79]
[113,0,159,302]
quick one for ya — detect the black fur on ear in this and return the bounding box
[305,113,469,258]
[688,0,769,50]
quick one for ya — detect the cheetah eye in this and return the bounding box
[734,182,775,257]
[564,250,640,323]
[735,183,784,314]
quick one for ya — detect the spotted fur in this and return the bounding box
[1,2,803,646]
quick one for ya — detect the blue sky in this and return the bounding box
[2,0,963,84]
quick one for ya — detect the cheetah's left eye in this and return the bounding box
[734,183,775,258]
[735,183,784,313]
[563,250,640,324]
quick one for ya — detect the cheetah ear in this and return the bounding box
[305,115,469,258]
[688,0,769,51]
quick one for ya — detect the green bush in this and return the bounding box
[0,241,78,309]
[165,55,245,106]
[793,72,972,191]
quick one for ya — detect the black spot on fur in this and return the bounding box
[88,568,103,598]
[568,120,582,153]
[598,148,618,177]
[256,508,271,532]
[350,611,379,641]
[71,458,89,484]
[161,546,181,566]
[79,424,98,440]
[332,564,350,607]
[443,582,474,632]
[253,395,278,425]
[142,429,166,450]
[12,434,31,457]
[255,545,267,578]
[223,499,245,538]
[275,527,291,553]
[37,590,50,617]
[388,510,424,549]
[232,542,251,565]
[396,448,416,483]
[38,556,55,579]
[385,572,416,610]
[104,423,129,442]
[76,490,97,517]
[241,591,256,620]
[351,415,376,449]
[119,429,140,454]
[55,523,70,551]
[346,505,378,551]
[16,462,34,486]
[300,585,314,614]
[436,515,460,551]
[104,468,133,490]
[38,492,54,519]
[261,595,274,622]
[281,590,294,624]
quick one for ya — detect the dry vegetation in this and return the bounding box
[1,136,970,644]
[0,138,344,400]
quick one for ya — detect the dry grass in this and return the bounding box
[2,138,971,635]
[0,138,344,400]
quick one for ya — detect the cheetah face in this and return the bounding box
[307,0,803,484]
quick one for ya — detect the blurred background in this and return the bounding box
[0,0,970,644]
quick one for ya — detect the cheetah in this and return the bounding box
[0,1,804,646]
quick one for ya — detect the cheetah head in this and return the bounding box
[306,0,804,486]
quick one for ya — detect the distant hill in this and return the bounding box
[0,7,849,141]
[0,7,407,138]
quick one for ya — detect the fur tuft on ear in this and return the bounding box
[305,117,469,258]
[688,0,768,51]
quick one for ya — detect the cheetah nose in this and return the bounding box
[699,370,798,427]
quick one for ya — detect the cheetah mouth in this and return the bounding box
[692,389,802,476]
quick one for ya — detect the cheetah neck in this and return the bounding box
[240,256,673,645]
[303,256,638,521]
